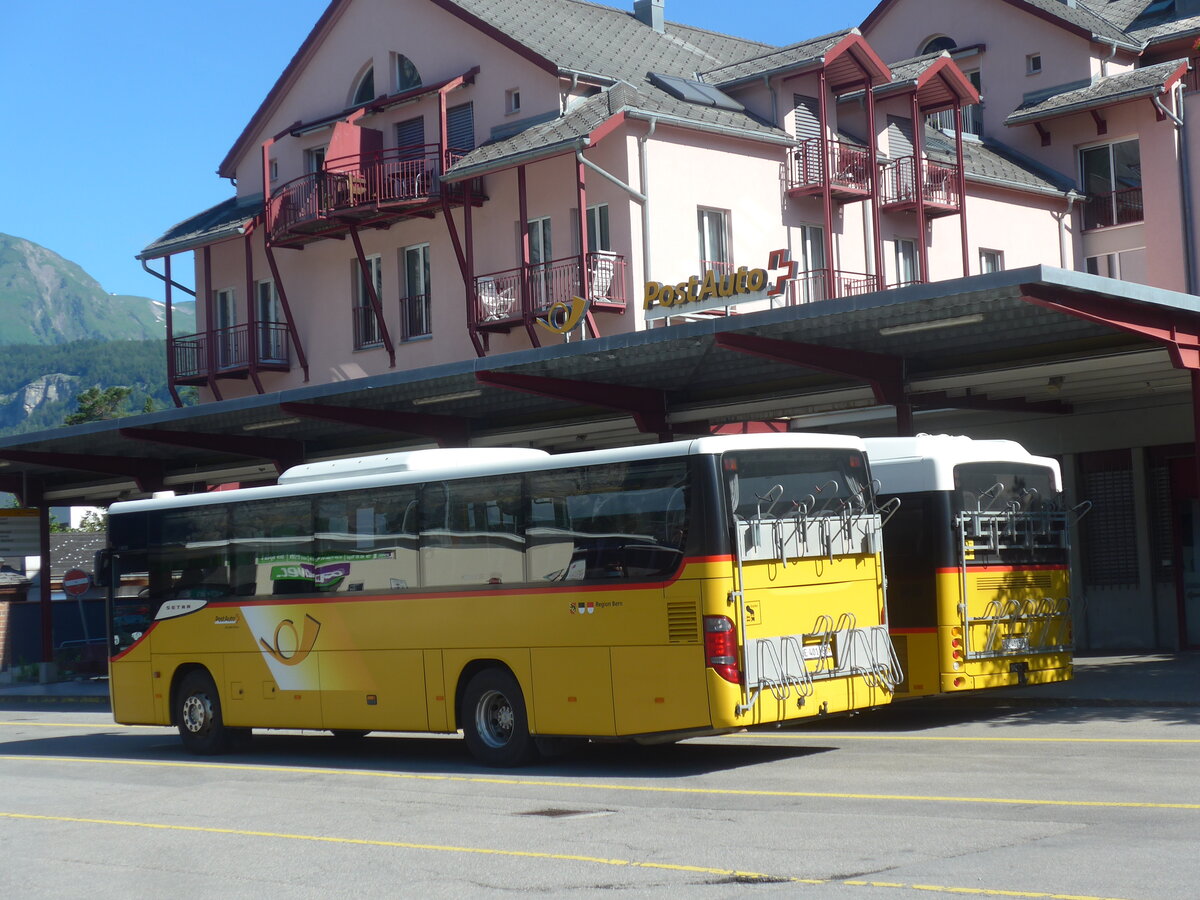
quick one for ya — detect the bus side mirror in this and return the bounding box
[94,549,113,591]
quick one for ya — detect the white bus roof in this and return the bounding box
[864,435,1062,493]
[109,432,868,516]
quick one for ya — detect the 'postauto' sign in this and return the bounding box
[643,249,795,320]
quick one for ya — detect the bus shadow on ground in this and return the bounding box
[802,698,1200,730]
[0,728,834,777]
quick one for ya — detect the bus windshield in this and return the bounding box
[725,448,871,520]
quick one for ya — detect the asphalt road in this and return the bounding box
[0,700,1196,899]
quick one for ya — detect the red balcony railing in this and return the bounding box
[786,138,872,198]
[880,156,962,213]
[471,252,627,327]
[266,145,474,244]
[788,269,880,304]
[1082,188,1143,231]
[401,293,431,340]
[170,323,290,382]
[352,305,384,349]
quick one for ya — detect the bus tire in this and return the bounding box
[176,670,231,755]
[461,668,538,767]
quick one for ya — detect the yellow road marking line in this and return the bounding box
[733,733,1200,745]
[0,811,1132,899]
[2,755,1196,810]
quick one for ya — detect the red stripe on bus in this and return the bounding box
[936,564,1068,574]
[110,621,158,661]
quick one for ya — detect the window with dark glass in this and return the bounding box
[230,497,314,596]
[315,485,419,592]
[1081,139,1142,230]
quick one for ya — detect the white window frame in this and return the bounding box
[894,238,920,287]
[354,255,384,348]
[1026,53,1042,75]
[402,243,432,340]
[505,88,522,115]
[698,207,732,273]
[586,204,611,253]
[979,248,1004,274]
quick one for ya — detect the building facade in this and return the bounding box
[137,0,1200,651]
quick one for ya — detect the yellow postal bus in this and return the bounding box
[105,434,899,765]
[865,435,1087,698]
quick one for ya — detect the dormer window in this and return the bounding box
[352,65,375,105]
[921,35,957,55]
[396,54,421,92]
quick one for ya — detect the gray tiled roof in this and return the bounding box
[451,0,769,85]
[698,29,856,87]
[1081,0,1159,31]
[445,79,788,178]
[876,51,949,92]
[1018,0,1143,47]
[922,128,1077,196]
[1006,57,1187,125]
[139,195,262,260]
[1127,12,1200,43]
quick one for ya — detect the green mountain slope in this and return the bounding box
[0,233,194,343]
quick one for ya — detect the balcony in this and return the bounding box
[788,268,880,304]
[471,252,627,333]
[785,138,873,202]
[879,157,962,216]
[170,323,291,386]
[266,145,481,248]
[1082,188,1143,231]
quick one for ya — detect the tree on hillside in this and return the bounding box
[65,386,132,425]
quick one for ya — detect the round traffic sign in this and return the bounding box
[62,568,91,597]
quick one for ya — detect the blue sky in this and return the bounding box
[0,0,878,301]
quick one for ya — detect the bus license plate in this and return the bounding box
[1002,635,1029,653]
[801,644,832,661]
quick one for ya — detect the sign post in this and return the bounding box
[62,568,92,647]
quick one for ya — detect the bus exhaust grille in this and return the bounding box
[666,601,699,643]
[976,573,1055,592]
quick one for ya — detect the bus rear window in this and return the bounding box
[725,449,870,520]
[953,463,1060,513]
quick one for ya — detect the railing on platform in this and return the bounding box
[401,293,431,340]
[266,145,474,242]
[472,252,627,326]
[786,138,872,195]
[352,305,383,349]
[879,156,961,209]
[1081,188,1143,231]
[170,323,290,380]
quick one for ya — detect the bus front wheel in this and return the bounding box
[462,668,538,767]
[176,670,231,755]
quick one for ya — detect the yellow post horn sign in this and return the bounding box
[536,296,588,334]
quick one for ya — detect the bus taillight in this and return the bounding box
[703,615,740,684]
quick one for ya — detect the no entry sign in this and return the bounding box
[62,568,91,597]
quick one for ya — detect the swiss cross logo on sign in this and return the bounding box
[62,569,91,597]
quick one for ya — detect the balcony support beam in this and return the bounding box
[164,255,182,407]
[348,224,396,367]
[819,68,835,297]
[866,73,884,285]
[476,370,669,435]
[118,427,303,476]
[263,234,309,382]
[280,402,470,447]
[956,100,970,277]
[517,166,540,348]
[910,92,931,288]
[244,231,264,394]
[202,246,222,402]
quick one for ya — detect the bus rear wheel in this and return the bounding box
[176,670,231,755]
[462,668,538,767]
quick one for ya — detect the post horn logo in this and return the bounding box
[536,296,588,335]
[258,614,321,666]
